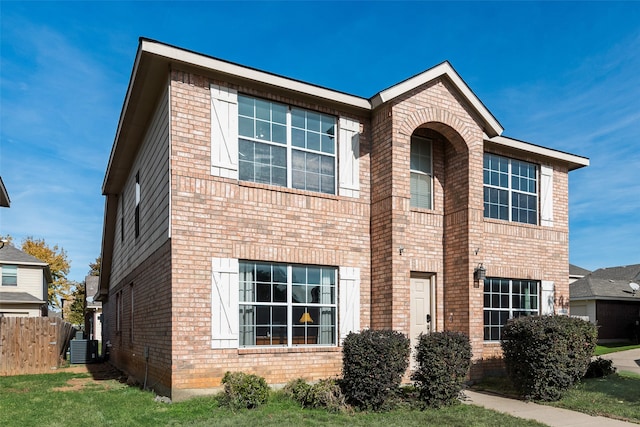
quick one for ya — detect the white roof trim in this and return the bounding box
[141,40,371,110]
[371,61,504,137]
[488,135,590,169]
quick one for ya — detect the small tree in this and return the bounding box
[66,281,85,326]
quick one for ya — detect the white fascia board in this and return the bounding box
[489,135,590,169]
[371,62,504,137]
[141,40,371,110]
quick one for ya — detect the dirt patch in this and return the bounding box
[53,363,128,392]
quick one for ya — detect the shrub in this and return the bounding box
[411,331,472,408]
[584,357,616,378]
[341,329,410,410]
[283,378,348,412]
[221,371,269,409]
[501,315,597,401]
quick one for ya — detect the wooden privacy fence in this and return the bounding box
[0,317,75,376]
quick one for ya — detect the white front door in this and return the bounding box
[410,275,433,370]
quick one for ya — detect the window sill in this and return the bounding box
[409,207,439,214]
[238,180,342,201]
[238,346,340,355]
[483,217,541,229]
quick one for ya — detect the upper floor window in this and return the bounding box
[239,261,337,347]
[484,277,539,341]
[134,172,140,238]
[1,265,17,286]
[410,136,433,209]
[483,153,537,225]
[238,95,336,194]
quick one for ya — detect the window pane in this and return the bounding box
[239,117,254,138]
[272,124,286,144]
[321,134,334,154]
[255,99,271,121]
[307,112,321,132]
[292,129,305,148]
[307,131,320,151]
[272,104,287,124]
[238,96,254,117]
[291,108,305,128]
[255,120,270,141]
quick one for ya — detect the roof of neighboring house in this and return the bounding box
[0,245,53,283]
[0,176,9,207]
[570,264,591,277]
[0,291,46,304]
[570,264,640,301]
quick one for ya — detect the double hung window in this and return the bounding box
[239,261,337,347]
[483,278,539,341]
[238,95,336,194]
[1,265,17,286]
[410,136,433,209]
[483,153,537,224]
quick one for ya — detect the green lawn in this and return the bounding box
[595,342,640,356]
[0,371,545,427]
[473,372,640,424]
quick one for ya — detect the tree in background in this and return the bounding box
[21,237,71,310]
[88,256,101,276]
[66,281,85,325]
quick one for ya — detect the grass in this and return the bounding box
[472,372,640,424]
[0,370,546,427]
[595,342,640,356]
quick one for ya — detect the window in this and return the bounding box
[238,95,336,194]
[115,290,123,333]
[134,172,140,237]
[483,153,538,224]
[1,265,17,286]
[483,278,539,341]
[239,261,337,347]
[130,283,134,343]
[410,136,433,209]
[120,192,124,242]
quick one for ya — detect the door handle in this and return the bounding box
[426,314,431,323]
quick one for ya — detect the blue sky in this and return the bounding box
[0,1,638,282]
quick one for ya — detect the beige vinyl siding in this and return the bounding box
[110,84,171,288]
[0,266,45,301]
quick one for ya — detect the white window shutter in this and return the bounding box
[211,257,239,348]
[541,280,555,316]
[339,267,360,343]
[338,117,360,198]
[210,84,238,179]
[540,165,553,227]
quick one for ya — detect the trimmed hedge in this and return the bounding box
[501,315,597,401]
[341,329,410,410]
[584,357,616,378]
[411,331,472,407]
[283,378,348,412]
[221,371,269,409]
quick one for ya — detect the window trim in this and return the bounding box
[134,172,140,238]
[410,135,433,209]
[1,265,18,286]
[238,261,338,348]
[483,153,538,225]
[237,94,337,195]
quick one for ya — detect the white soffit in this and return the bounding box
[141,39,371,110]
[371,61,504,137]
[489,135,590,170]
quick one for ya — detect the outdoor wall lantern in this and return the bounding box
[473,263,486,284]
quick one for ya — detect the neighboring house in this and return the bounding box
[98,38,589,400]
[84,275,102,341]
[570,264,640,342]
[570,264,590,284]
[0,245,51,317]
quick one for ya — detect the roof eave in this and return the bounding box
[370,61,504,138]
[487,135,590,170]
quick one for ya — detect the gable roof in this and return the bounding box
[571,264,640,301]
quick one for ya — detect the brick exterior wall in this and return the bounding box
[106,62,575,399]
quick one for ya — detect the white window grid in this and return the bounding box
[410,136,433,209]
[238,95,337,194]
[483,278,539,341]
[483,153,538,225]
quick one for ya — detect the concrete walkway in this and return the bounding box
[464,348,640,426]
[605,347,640,375]
[464,390,637,426]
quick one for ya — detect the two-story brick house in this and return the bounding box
[98,38,589,400]
[0,245,51,317]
